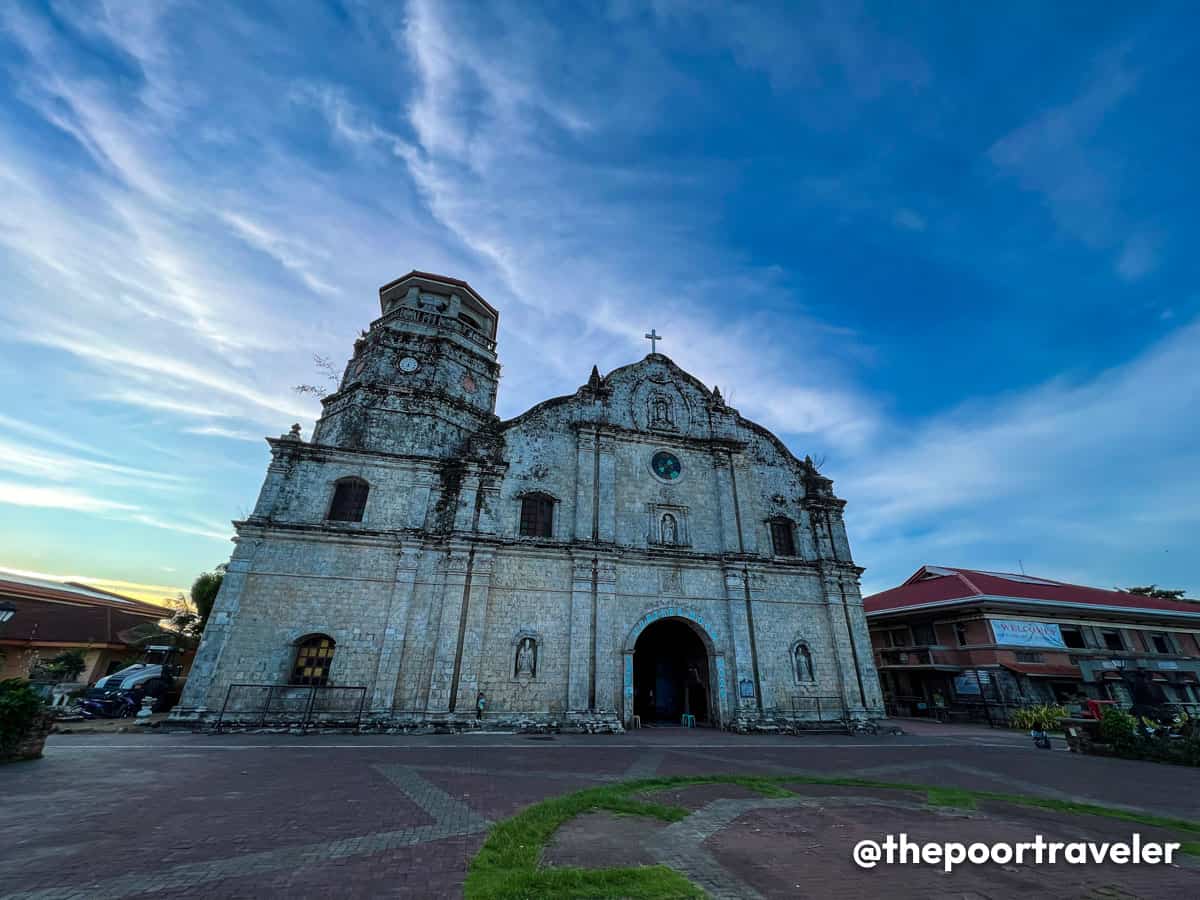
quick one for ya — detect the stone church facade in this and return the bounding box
[174,271,883,730]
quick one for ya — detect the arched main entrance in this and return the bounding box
[633,618,711,725]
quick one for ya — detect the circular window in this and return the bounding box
[651,450,682,481]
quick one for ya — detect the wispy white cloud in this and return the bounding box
[892,208,926,232]
[220,211,340,297]
[0,481,139,514]
[184,425,265,443]
[1115,232,1159,281]
[846,316,1200,593]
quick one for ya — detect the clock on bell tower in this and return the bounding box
[310,271,501,458]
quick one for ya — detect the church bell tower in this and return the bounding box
[310,271,500,458]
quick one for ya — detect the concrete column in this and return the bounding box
[367,545,422,715]
[567,555,594,712]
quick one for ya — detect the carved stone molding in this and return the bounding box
[659,568,683,594]
[596,561,617,584]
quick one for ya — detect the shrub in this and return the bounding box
[1009,705,1067,732]
[0,679,44,755]
[42,649,87,682]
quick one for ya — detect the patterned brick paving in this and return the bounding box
[0,726,1196,898]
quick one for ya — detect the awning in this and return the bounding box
[1001,662,1083,679]
[1151,674,1169,683]
[1101,671,1124,681]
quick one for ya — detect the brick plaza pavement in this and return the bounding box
[1,725,1197,898]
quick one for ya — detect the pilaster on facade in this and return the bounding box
[591,555,618,713]
[567,554,595,712]
[424,544,474,713]
[368,544,423,715]
[721,565,760,716]
[449,550,495,713]
[595,433,617,543]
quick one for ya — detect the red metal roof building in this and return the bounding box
[863,566,1200,720]
[0,574,171,685]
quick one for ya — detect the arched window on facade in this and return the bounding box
[291,634,336,686]
[769,517,797,556]
[519,492,555,538]
[327,477,369,522]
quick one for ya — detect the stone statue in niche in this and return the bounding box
[661,513,678,545]
[652,396,674,427]
[515,637,537,678]
[794,643,814,682]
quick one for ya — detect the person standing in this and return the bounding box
[476,691,486,721]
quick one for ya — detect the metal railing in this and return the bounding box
[214,683,367,733]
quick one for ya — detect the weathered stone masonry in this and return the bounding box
[174,271,884,729]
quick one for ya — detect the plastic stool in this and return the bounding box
[631,715,642,729]
[681,713,696,728]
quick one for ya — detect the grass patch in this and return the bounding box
[927,788,976,809]
[466,773,1200,899]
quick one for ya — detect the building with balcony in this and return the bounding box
[863,566,1200,719]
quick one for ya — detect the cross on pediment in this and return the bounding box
[644,329,662,354]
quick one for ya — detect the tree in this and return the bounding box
[117,566,226,651]
[41,650,87,682]
[1122,585,1189,600]
[293,354,341,398]
[190,567,224,631]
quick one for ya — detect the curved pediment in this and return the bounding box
[499,353,722,440]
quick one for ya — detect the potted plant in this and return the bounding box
[1,678,54,762]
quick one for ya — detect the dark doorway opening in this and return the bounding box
[633,618,710,725]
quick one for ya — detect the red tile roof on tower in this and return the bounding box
[377,270,498,317]
[864,565,1200,617]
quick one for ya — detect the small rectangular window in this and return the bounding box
[1060,626,1087,649]
[1150,633,1172,654]
[1015,650,1044,663]
[911,623,936,646]
[770,520,796,556]
[954,623,969,646]
[1101,630,1125,652]
[519,495,554,538]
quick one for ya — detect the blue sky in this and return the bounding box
[1,0,1197,602]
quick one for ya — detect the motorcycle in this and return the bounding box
[77,688,140,719]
